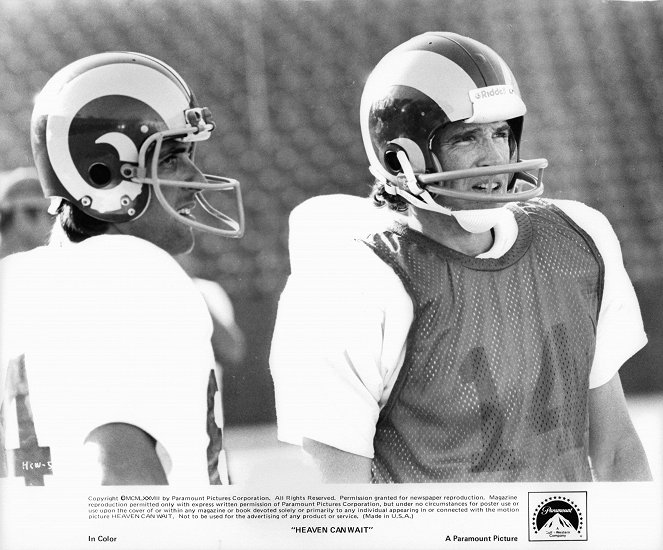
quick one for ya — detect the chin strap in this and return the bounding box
[373,151,510,233]
[380,151,455,216]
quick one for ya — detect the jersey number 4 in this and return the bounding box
[0,355,53,485]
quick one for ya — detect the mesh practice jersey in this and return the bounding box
[270,194,647,470]
[363,201,602,482]
[0,235,227,486]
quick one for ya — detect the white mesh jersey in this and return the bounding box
[270,194,648,459]
[0,235,227,486]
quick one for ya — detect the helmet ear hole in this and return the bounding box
[88,163,113,187]
[385,138,427,174]
[384,150,403,173]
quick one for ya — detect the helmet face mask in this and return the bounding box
[130,125,244,238]
[361,32,547,213]
[31,52,244,238]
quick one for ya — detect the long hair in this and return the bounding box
[54,200,110,243]
[369,180,409,212]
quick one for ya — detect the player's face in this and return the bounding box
[119,139,205,255]
[430,120,514,210]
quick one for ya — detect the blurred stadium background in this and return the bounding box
[1,0,661,479]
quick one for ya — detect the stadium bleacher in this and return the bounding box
[1,0,661,426]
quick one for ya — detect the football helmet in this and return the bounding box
[31,52,244,237]
[360,32,547,214]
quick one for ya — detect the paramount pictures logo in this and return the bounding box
[528,492,587,542]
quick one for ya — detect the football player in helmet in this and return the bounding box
[32,51,244,253]
[270,32,651,483]
[361,30,547,245]
[0,52,241,486]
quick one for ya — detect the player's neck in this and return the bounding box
[408,208,493,256]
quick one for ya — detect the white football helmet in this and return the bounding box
[360,32,547,217]
[31,51,244,237]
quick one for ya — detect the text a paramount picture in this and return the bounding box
[0,1,662,550]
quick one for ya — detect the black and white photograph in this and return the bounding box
[0,0,661,549]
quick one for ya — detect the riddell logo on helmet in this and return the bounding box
[471,85,515,101]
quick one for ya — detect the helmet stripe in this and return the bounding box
[363,50,476,122]
[411,32,513,89]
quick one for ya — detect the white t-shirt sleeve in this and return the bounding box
[270,195,411,458]
[552,200,648,388]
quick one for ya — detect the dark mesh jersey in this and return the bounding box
[361,200,604,483]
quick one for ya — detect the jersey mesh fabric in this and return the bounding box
[362,200,604,483]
